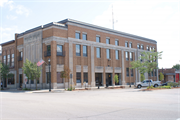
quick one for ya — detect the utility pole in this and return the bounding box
[112,5,118,30]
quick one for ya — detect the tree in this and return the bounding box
[114,74,119,84]
[0,62,14,89]
[60,71,66,89]
[32,62,41,90]
[22,59,34,89]
[131,50,162,87]
[172,64,180,70]
[141,74,145,82]
[60,65,71,89]
[159,72,164,82]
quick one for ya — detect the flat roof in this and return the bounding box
[0,40,15,46]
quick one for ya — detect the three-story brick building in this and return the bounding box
[1,18,158,89]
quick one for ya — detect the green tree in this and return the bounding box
[0,62,14,89]
[60,65,71,89]
[141,73,145,82]
[159,72,164,82]
[32,63,41,90]
[172,64,180,70]
[114,74,119,84]
[22,59,34,89]
[60,71,66,89]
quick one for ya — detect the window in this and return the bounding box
[137,44,140,49]
[151,71,153,76]
[82,34,87,40]
[154,70,157,76]
[8,74,14,85]
[130,52,133,61]
[76,72,81,83]
[150,47,151,51]
[125,42,128,47]
[115,40,119,46]
[148,73,150,76]
[131,69,133,76]
[7,55,10,65]
[3,56,6,64]
[83,46,87,57]
[106,38,110,44]
[147,46,149,51]
[126,52,129,61]
[96,36,100,42]
[75,32,80,39]
[141,45,144,50]
[76,45,81,56]
[47,45,51,52]
[115,50,119,60]
[11,54,14,67]
[129,43,132,48]
[84,73,88,83]
[96,48,101,58]
[106,49,110,59]
[46,72,51,83]
[139,54,142,62]
[126,68,129,77]
[57,45,63,56]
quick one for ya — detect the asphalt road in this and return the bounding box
[0,88,180,120]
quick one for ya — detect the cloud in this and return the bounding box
[6,15,17,20]
[93,0,180,68]
[0,0,8,7]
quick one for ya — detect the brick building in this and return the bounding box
[0,18,158,89]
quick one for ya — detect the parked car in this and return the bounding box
[136,79,161,88]
[161,82,178,87]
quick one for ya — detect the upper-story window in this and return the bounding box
[47,45,51,52]
[106,49,110,59]
[151,71,153,76]
[11,54,14,67]
[149,47,151,51]
[125,42,128,47]
[131,69,133,76]
[126,52,129,61]
[153,47,155,51]
[96,36,100,42]
[83,46,87,57]
[115,40,119,46]
[130,52,133,61]
[126,68,129,77]
[137,44,140,49]
[3,56,6,64]
[129,43,132,48]
[82,34,87,40]
[146,46,149,51]
[7,55,10,66]
[106,38,110,44]
[20,51,23,58]
[141,45,144,50]
[115,50,119,60]
[96,48,101,58]
[75,32,80,39]
[76,45,81,56]
[57,45,63,56]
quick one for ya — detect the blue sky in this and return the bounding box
[0,0,180,68]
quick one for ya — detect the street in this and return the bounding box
[0,88,180,120]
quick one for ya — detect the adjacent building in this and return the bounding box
[0,18,158,89]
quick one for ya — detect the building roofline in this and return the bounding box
[58,18,157,43]
[0,40,15,46]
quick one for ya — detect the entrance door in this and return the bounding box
[106,73,112,86]
[19,74,22,88]
[95,73,103,86]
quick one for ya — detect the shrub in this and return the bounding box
[158,86,171,89]
[167,82,178,87]
[147,85,154,89]
[22,88,31,90]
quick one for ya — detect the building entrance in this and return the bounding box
[106,73,112,86]
[95,73,103,86]
[19,74,22,88]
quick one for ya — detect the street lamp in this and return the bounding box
[48,58,51,92]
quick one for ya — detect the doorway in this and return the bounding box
[19,74,22,88]
[95,73,103,86]
[106,73,112,86]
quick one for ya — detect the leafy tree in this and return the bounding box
[114,74,119,84]
[131,50,162,87]
[60,71,66,89]
[61,65,71,89]
[22,59,34,89]
[0,62,14,89]
[141,74,145,82]
[32,63,41,90]
[159,72,164,82]
[172,64,180,70]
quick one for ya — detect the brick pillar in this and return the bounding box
[51,41,57,89]
[112,49,115,86]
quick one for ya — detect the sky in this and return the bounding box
[0,0,180,69]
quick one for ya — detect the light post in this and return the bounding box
[48,58,51,92]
